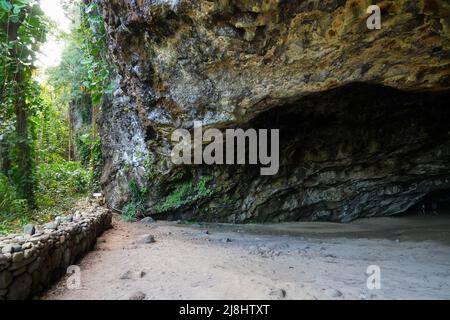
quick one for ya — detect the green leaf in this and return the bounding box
[0,0,12,13]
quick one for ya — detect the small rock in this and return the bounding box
[140,271,146,278]
[221,238,232,243]
[139,234,156,244]
[44,222,57,230]
[128,291,146,300]
[12,266,27,277]
[23,249,35,259]
[23,224,36,236]
[0,254,8,264]
[12,252,24,264]
[324,289,343,298]
[269,288,287,299]
[1,245,13,254]
[139,217,155,224]
[120,271,133,280]
[63,215,73,223]
[27,258,41,274]
[0,270,13,289]
[21,242,32,250]
[12,244,22,253]
[2,253,11,261]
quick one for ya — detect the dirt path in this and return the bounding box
[43,214,450,300]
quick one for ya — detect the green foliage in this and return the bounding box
[0,161,92,235]
[0,0,48,117]
[0,173,29,235]
[0,1,110,234]
[44,0,110,194]
[122,180,147,222]
[75,131,102,191]
[35,161,91,209]
[0,0,49,208]
[76,132,94,167]
[77,1,114,104]
[0,173,27,216]
[89,135,103,191]
[33,85,71,163]
[0,0,48,83]
[154,176,215,213]
[47,1,113,106]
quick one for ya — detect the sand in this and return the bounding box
[43,213,450,300]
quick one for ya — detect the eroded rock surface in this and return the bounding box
[98,0,450,222]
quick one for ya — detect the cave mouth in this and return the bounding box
[182,83,450,223]
[403,190,450,217]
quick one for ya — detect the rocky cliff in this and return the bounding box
[98,0,450,222]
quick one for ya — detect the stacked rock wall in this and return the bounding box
[0,207,112,300]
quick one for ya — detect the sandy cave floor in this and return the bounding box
[43,213,450,300]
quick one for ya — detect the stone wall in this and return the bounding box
[0,206,112,300]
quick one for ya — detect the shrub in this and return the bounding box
[154,176,214,213]
[121,180,147,222]
[35,161,91,209]
[0,173,28,235]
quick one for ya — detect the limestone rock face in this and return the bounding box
[98,0,450,222]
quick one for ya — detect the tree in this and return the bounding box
[0,0,47,208]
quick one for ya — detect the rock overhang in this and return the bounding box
[98,0,450,222]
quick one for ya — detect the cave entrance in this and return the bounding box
[154,83,450,223]
[402,190,450,217]
[223,83,450,222]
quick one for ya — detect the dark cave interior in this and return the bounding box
[163,83,450,223]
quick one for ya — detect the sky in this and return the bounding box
[35,0,72,71]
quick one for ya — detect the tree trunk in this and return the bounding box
[15,91,35,208]
[0,141,11,176]
[8,20,36,208]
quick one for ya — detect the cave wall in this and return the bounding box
[98,0,450,222]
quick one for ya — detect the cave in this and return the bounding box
[146,83,450,223]
[98,0,450,224]
[407,189,450,216]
